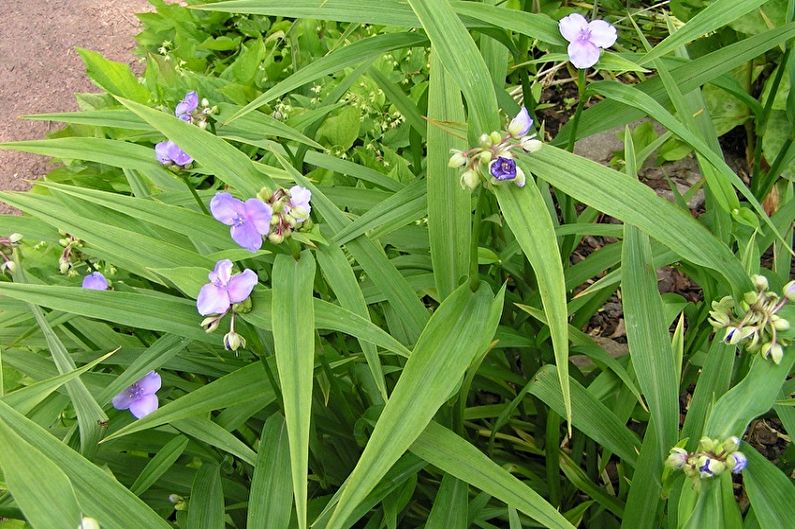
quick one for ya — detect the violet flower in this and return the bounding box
[175,91,199,122]
[112,371,161,419]
[196,259,258,316]
[559,13,617,69]
[155,140,193,167]
[729,452,747,474]
[286,185,312,224]
[210,192,273,251]
[507,107,533,137]
[82,271,109,291]
[489,156,517,181]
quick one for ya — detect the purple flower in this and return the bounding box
[175,91,199,122]
[728,452,747,474]
[286,185,312,224]
[559,13,617,69]
[210,192,273,251]
[489,156,517,181]
[155,140,193,167]
[698,457,714,477]
[112,371,161,419]
[82,271,109,291]
[196,259,258,316]
[508,107,533,137]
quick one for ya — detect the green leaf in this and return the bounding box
[743,445,795,528]
[248,414,293,529]
[411,422,575,529]
[425,474,468,529]
[130,435,190,496]
[187,463,225,529]
[272,252,317,529]
[426,52,470,301]
[0,420,82,529]
[77,48,149,102]
[325,282,503,529]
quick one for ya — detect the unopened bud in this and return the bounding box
[201,316,221,333]
[772,315,790,331]
[233,297,253,314]
[520,138,543,153]
[709,310,730,328]
[743,291,759,305]
[727,452,747,473]
[8,233,22,243]
[478,150,492,164]
[479,133,491,148]
[223,330,246,352]
[78,518,101,529]
[698,437,717,453]
[763,342,784,364]
[751,274,769,291]
[784,280,795,301]
[448,150,468,168]
[665,447,689,470]
[722,436,741,454]
[2,261,15,273]
[268,231,284,245]
[59,260,70,274]
[257,187,273,202]
[201,97,210,108]
[460,169,479,191]
[514,167,526,188]
[489,131,502,145]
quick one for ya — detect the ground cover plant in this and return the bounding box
[0,0,794,527]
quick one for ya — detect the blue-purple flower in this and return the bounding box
[286,185,312,224]
[728,452,747,474]
[507,107,533,138]
[210,192,273,252]
[112,371,161,419]
[175,91,199,122]
[559,13,617,69]
[155,140,193,167]
[196,259,258,316]
[490,156,517,181]
[82,271,109,290]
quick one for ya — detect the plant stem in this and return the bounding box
[181,173,209,215]
[566,69,587,153]
[752,48,791,192]
[469,187,486,291]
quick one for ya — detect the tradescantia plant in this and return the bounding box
[0,0,794,528]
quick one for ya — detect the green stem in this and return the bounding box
[469,187,487,291]
[566,69,587,153]
[752,48,792,190]
[181,173,209,215]
[757,136,794,200]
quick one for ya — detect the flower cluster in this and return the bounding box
[559,13,617,69]
[112,371,161,419]
[448,107,542,191]
[197,259,258,352]
[57,233,86,276]
[210,185,312,252]
[0,232,22,274]
[709,275,794,364]
[666,436,747,481]
[155,90,218,169]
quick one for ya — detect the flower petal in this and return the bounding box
[508,106,533,137]
[137,371,162,395]
[166,143,193,166]
[155,141,171,164]
[209,259,233,285]
[129,394,159,419]
[175,91,199,118]
[568,40,601,69]
[196,283,231,316]
[244,198,273,235]
[288,186,312,211]
[588,20,617,48]
[226,269,258,304]
[559,13,589,42]
[82,271,109,290]
[111,390,133,410]
[210,193,245,226]
[231,222,264,252]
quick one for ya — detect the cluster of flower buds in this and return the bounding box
[57,232,85,276]
[175,90,218,129]
[448,107,543,191]
[709,275,793,364]
[666,436,747,481]
[0,232,22,274]
[210,186,312,252]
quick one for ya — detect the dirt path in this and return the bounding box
[0,0,152,205]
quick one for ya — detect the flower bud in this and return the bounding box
[59,259,70,275]
[772,315,790,331]
[201,97,210,108]
[722,436,741,454]
[2,261,15,274]
[233,297,253,314]
[448,150,468,168]
[223,330,246,352]
[169,494,187,510]
[751,274,769,291]
[8,233,22,243]
[520,138,543,153]
[198,121,208,130]
[201,316,221,333]
[743,291,759,305]
[696,455,725,478]
[78,518,101,529]
[479,133,491,148]
[698,437,717,453]
[478,150,493,164]
[769,343,784,364]
[784,280,795,301]
[514,167,526,188]
[665,447,689,470]
[460,169,479,191]
[489,131,503,145]
[257,187,273,202]
[268,231,284,245]
[708,310,730,328]
[727,452,747,473]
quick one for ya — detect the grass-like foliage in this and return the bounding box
[0,0,794,528]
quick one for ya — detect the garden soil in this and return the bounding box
[0,0,153,212]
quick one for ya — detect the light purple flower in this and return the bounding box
[559,13,617,69]
[196,259,258,316]
[112,371,161,419]
[489,156,517,181]
[729,452,747,474]
[82,271,109,291]
[175,91,199,122]
[286,185,312,224]
[210,192,273,251]
[155,140,193,167]
[508,107,533,137]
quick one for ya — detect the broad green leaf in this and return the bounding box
[187,463,225,529]
[0,420,81,529]
[495,178,571,426]
[77,48,149,102]
[174,417,257,465]
[426,52,470,300]
[325,282,504,529]
[521,147,750,291]
[248,414,293,529]
[272,251,316,529]
[743,445,795,528]
[425,475,468,529]
[130,435,190,496]
[411,422,575,529]
[0,401,172,529]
